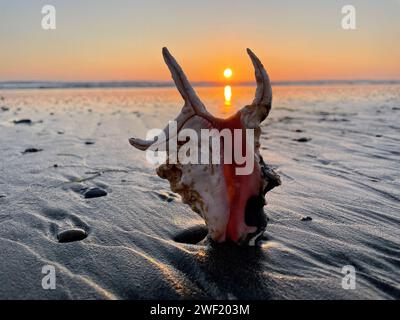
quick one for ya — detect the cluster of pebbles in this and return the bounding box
[7,111,108,244]
[56,188,108,243]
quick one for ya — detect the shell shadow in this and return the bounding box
[172,225,273,299]
[194,240,273,299]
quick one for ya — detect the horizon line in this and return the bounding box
[1,79,400,90]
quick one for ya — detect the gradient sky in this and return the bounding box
[0,0,399,82]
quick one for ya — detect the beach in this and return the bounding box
[0,84,399,299]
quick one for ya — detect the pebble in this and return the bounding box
[13,119,32,125]
[173,225,208,244]
[57,228,88,243]
[301,216,313,222]
[157,192,174,202]
[22,148,43,154]
[295,137,311,143]
[85,141,95,145]
[84,187,107,199]
[1,106,9,111]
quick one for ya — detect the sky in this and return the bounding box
[0,0,399,82]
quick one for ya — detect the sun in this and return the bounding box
[223,68,233,79]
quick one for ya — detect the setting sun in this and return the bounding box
[223,68,233,79]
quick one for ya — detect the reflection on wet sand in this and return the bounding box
[1,84,399,299]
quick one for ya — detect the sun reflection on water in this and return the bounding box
[224,85,232,106]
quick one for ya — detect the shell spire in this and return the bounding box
[246,48,272,120]
[129,48,212,150]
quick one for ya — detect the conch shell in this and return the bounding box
[129,48,281,246]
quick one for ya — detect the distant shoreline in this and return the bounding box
[1,80,400,90]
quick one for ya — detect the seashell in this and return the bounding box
[129,48,281,246]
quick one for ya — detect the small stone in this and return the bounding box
[173,225,208,244]
[295,129,303,133]
[295,137,311,143]
[13,119,32,125]
[57,131,65,134]
[53,164,58,168]
[85,141,95,145]
[157,193,168,201]
[1,106,9,111]
[22,148,43,154]
[156,191,174,202]
[375,134,382,138]
[57,228,87,243]
[84,187,107,199]
[301,216,312,222]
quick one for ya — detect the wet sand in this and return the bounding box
[0,85,399,299]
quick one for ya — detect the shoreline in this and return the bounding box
[1,80,400,91]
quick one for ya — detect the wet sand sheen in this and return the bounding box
[0,85,399,299]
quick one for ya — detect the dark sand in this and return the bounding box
[0,85,399,299]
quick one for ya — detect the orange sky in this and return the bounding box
[0,0,399,82]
